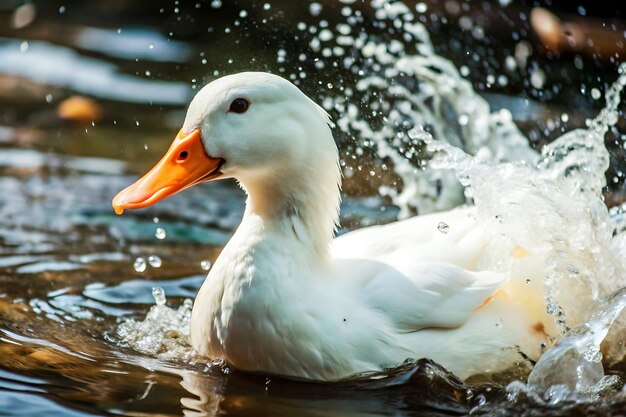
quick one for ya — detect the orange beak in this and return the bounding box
[112,129,224,215]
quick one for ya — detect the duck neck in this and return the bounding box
[238,165,341,263]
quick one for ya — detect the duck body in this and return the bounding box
[190,205,550,381]
[113,72,553,381]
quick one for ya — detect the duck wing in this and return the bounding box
[332,206,486,270]
[359,260,505,332]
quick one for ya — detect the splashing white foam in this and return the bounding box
[113,287,198,363]
[306,0,537,217]
[424,62,626,394]
[526,289,626,399]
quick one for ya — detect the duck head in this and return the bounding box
[113,72,341,234]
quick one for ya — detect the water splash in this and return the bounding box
[423,63,626,397]
[112,287,198,363]
[305,0,537,217]
[526,289,626,399]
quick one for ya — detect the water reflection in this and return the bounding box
[178,360,479,417]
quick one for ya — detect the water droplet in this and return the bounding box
[45,94,53,103]
[19,41,29,53]
[58,6,66,13]
[504,55,517,71]
[525,278,532,284]
[155,227,167,240]
[134,257,147,272]
[319,29,333,41]
[152,286,166,305]
[148,255,162,268]
[200,260,212,271]
[437,222,450,234]
[574,55,584,70]
[145,70,151,77]
[530,68,546,89]
[591,88,601,100]
[153,217,159,223]
[239,10,248,18]
[415,2,428,13]
[148,43,154,49]
[309,2,322,16]
[263,3,271,10]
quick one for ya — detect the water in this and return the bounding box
[1,0,626,416]
[419,60,626,400]
[526,289,626,397]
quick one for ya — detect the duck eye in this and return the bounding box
[228,98,249,114]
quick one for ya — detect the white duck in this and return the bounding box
[113,72,554,381]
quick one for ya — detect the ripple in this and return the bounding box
[75,27,193,62]
[0,39,191,105]
[0,255,51,269]
[0,149,126,174]
[83,275,204,305]
[16,261,82,274]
